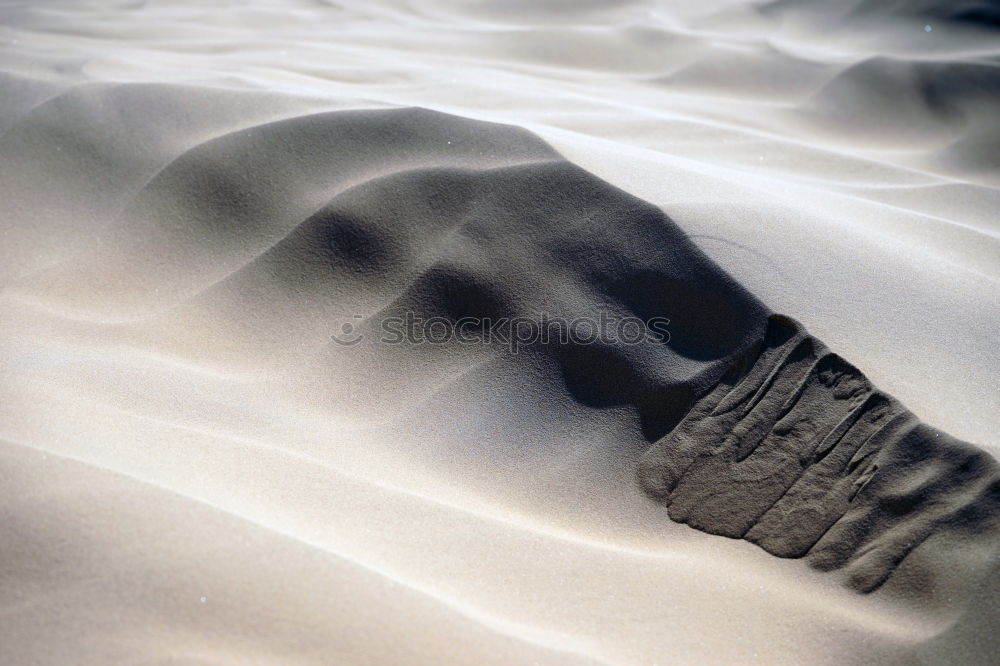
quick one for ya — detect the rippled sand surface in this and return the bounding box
[1,1,998,664]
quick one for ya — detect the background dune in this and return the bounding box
[1,1,998,664]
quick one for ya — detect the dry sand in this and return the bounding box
[1,1,999,664]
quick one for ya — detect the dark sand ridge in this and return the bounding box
[639,314,1000,593]
[13,106,563,315]
[38,99,996,597]
[280,112,999,595]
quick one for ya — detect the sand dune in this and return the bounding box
[2,1,998,664]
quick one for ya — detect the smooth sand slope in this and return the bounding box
[2,1,999,665]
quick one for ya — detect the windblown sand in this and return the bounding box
[1,1,999,664]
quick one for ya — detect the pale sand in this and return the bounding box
[1,1,999,664]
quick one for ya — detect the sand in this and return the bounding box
[1,1,998,664]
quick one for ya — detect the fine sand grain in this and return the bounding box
[1,1,998,664]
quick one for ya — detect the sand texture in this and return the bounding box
[1,1,999,664]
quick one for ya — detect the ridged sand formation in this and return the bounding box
[640,314,1000,592]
